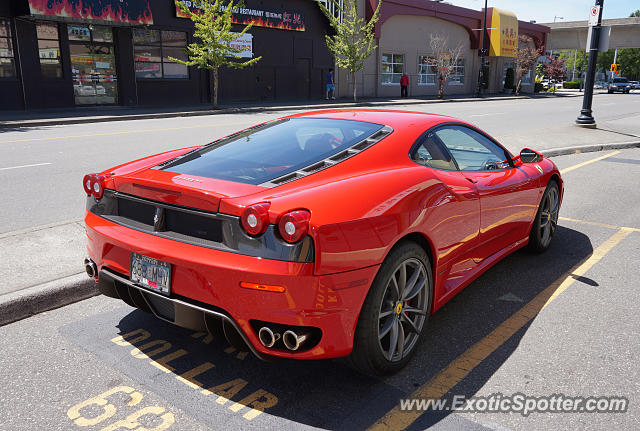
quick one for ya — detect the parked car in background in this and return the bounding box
[594,81,607,89]
[629,81,640,90]
[608,77,632,94]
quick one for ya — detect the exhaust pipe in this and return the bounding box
[283,330,308,351]
[258,327,280,348]
[84,258,97,279]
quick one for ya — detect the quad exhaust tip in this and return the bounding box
[258,327,280,348]
[282,330,308,351]
[84,258,97,279]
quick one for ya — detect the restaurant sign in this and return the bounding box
[176,2,305,31]
[489,8,518,58]
[28,0,153,24]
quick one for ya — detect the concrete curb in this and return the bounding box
[0,273,98,326]
[0,93,581,129]
[543,140,640,157]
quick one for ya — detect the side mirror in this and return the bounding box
[520,148,543,163]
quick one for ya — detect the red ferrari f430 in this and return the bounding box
[84,110,562,375]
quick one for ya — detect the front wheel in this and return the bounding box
[348,242,432,375]
[528,181,560,253]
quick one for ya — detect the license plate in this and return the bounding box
[130,253,172,296]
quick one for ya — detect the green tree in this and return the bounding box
[318,0,381,102]
[630,10,640,17]
[172,0,261,108]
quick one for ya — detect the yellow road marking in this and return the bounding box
[559,150,620,174]
[368,227,632,431]
[0,121,251,144]
[559,216,640,232]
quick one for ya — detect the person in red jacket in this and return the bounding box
[400,73,409,97]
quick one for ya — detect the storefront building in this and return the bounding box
[336,0,549,99]
[0,0,334,110]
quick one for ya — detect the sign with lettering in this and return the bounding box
[489,8,518,58]
[175,2,305,32]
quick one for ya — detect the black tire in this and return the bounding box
[347,241,432,376]
[608,89,613,94]
[528,180,560,253]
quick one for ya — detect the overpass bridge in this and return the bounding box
[544,17,640,50]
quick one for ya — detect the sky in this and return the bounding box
[445,1,639,23]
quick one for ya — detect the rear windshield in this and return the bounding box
[613,78,628,83]
[158,118,384,185]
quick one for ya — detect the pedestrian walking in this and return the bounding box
[400,73,409,97]
[326,69,336,100]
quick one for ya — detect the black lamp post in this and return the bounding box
[475,0,489,97]
[576,0,604,126]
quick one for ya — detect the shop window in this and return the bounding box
[381,53,404,85]
[134,29,188,79]
[0,19,16,78]
[449,59,464,85]
[37,23,62,78]
[521,69,532,85]
[418,55,436,85]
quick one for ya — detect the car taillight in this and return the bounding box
[83,173,110,199]
[241,203,271,236]
[278,210,311,243]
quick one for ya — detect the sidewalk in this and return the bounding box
[0,91,581,129]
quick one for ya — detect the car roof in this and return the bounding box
[285,109,456,130]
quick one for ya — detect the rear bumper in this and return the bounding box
[86,211,379,359]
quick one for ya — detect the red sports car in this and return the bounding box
[84,110,562,375]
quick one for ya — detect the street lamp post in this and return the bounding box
[576,0,604,126]
[475,0,489,97]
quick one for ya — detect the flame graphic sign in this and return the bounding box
[29,0,154,24]
[176,2,305,32]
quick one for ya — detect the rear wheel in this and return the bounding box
[348,242,432,375]
[528,181,560,253]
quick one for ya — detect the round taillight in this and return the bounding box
[85,174,110,200]
[83,174,94,195]
[241,203,271,236]
[278,210,311,243]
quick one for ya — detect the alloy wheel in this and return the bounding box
[378,258,429,362]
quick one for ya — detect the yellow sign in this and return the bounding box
[489,8,518,58]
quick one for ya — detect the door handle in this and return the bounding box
[465,177,478,184]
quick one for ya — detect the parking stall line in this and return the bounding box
[559,150,621,174]
[0,121,251,145]
[559,216,640,233]
[367,227,633,431]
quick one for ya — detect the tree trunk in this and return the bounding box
[515,75,522,96]
[212,67,219,109]
[352,71,357,102]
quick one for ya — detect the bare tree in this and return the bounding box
[514,35,542,96]
[429,34,464,99]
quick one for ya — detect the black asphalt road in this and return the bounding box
[1,148,638,430]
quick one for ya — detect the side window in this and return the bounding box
[434,126,510,171]
[412,133,458,170]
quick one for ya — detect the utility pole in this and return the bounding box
[576,0,604,127]
[475,0,488,97]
